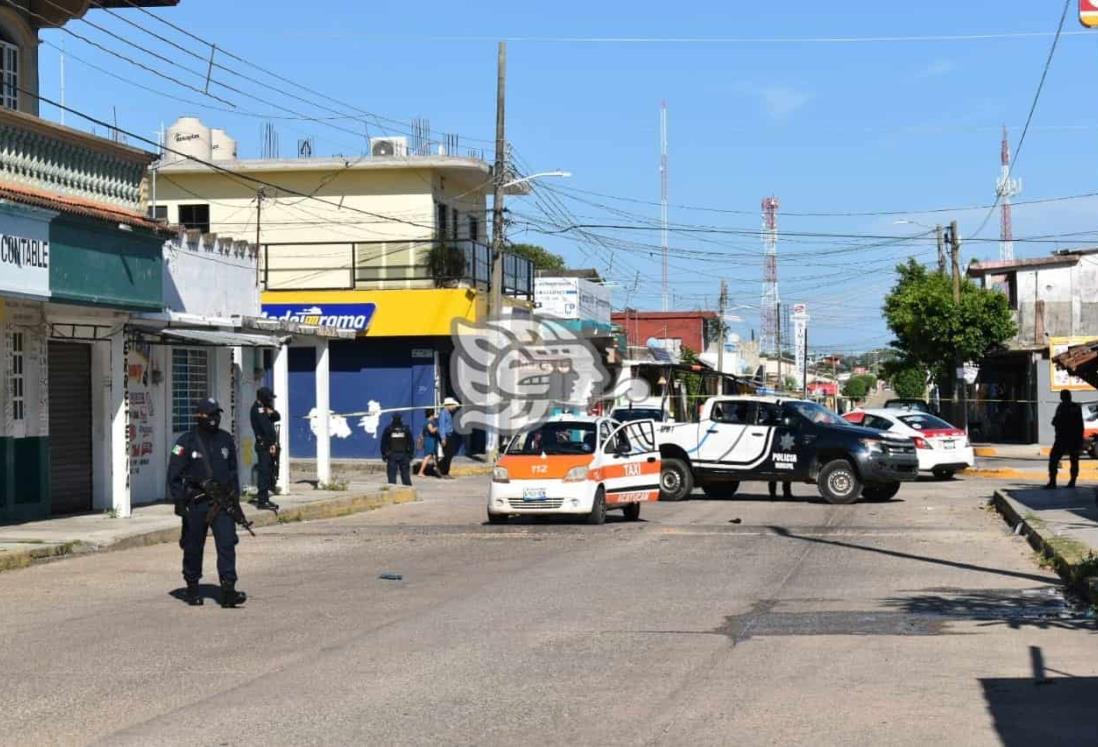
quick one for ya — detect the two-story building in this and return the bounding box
[968,248,1098,444]
[154,117,534,459]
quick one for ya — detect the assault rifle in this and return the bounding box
[200,478,256,537]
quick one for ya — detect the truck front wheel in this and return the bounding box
[818,460,861,505]
[659,459,694,502]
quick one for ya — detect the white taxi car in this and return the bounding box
[488,416,661,524]
[843,408,974,479]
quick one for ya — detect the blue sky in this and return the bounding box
[36,1,1098,350]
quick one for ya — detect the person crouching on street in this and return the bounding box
[1046,389,1084,489]
[381,414,414,486]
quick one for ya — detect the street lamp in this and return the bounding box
[502,170,572,190]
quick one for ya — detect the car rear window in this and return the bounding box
[898,414,954,431]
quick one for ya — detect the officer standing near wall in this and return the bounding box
[250,386,280,511]
[381,414,414,486]
[168,398,247,608]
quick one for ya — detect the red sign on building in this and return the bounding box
[1081,0,1098,28]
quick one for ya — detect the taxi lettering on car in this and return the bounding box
[488,415,661,525]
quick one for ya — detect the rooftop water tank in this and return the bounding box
[210,128,238,161]
[164,116,211,165]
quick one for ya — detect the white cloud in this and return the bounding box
[744,85,814,120]
[916,59,956,78]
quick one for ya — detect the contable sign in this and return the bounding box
[1082,0,1098,27]
[0,233,50,300]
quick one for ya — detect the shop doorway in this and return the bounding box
[48,342,93,514]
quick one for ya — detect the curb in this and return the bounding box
[448,464,493,478]
[988,489,1098,605]
[966,466,1098,481]
[0,487,417,575]
[973,446,1052,458]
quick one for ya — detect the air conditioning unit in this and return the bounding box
[370,137,408,157]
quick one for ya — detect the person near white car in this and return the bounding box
[843,409,974,480]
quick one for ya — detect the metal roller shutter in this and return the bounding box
[48,342,92,515]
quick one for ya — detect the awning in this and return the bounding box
[133,326,287,348]
[1054,342,1098,389]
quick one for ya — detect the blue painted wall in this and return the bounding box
[288,339,439,459]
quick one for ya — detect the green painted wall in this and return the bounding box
[0,436,49,524]
[49,215,164,311]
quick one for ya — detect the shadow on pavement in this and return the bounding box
[766,525,1056,584]
[882,588,1095,631]
[982,647,1098,746]
[168,584,222,605]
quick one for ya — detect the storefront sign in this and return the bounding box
[535,277,611,324]
[0,233,50,299]
[1082,0,1098,28]
[261,302,377,333]
[261,289,483,337]
[1050,336,1098,391]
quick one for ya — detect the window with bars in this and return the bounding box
[9,331,24,421]
[0,40,18,111]
[172,348,210,433]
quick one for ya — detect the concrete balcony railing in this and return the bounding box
[0,107,153,213]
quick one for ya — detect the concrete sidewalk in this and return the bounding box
[968,455,1098,481]
[991,485,1098,602]
[0,480,416,573]
[292,455,492,480]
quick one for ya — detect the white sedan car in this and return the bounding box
[843,408,974,480]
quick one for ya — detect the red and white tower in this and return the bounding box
[997,126,1022,263]
[760,196,780,356]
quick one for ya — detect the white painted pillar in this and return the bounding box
[274,342,290,494]
[315,338,331,486]
[109,331,131,518]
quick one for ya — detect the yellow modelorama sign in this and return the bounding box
[260,288,484,337]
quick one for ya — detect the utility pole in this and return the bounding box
[255,188,266,287]
[489,41,507,320]
[717,279,728,394]
[802,323,809,399]
[776,301,783,391]
[935,224,946,276]
[948,220,968,430]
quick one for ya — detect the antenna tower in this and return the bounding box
[659,101,670,311]
[997,125,1021,262]
[760,196,780,356]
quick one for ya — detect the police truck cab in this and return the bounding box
[655,396,919,504]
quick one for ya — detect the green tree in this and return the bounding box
[883,259,1016,389]
[507,243,566,272]
[891,366,928,400]
[679,346,705,403]
[842,376,869,400]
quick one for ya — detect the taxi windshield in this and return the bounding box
[786,401,847,426]
[506,422,598,455]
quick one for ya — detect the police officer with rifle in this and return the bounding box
[250,386,281,511]
[168,398,251,608]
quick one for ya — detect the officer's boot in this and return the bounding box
[185,582,203,606]
[220,581,247,608]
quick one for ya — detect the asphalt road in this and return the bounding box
[1,475,1095,746]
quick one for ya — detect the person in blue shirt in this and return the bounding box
[437,397,461,479]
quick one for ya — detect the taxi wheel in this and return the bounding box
[487,510,509,525]
[586,487,607,525]
[862,483,901,502]
[818,460,861,505]
[659,459,694,502]
[932,468,955,481]
[622,501,641,521]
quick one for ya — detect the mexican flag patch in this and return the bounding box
[171,445,185,456]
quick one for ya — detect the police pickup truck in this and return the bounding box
[655,396,919,504]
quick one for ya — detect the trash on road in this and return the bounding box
[729,518,742,524]
[379,573,403,581]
